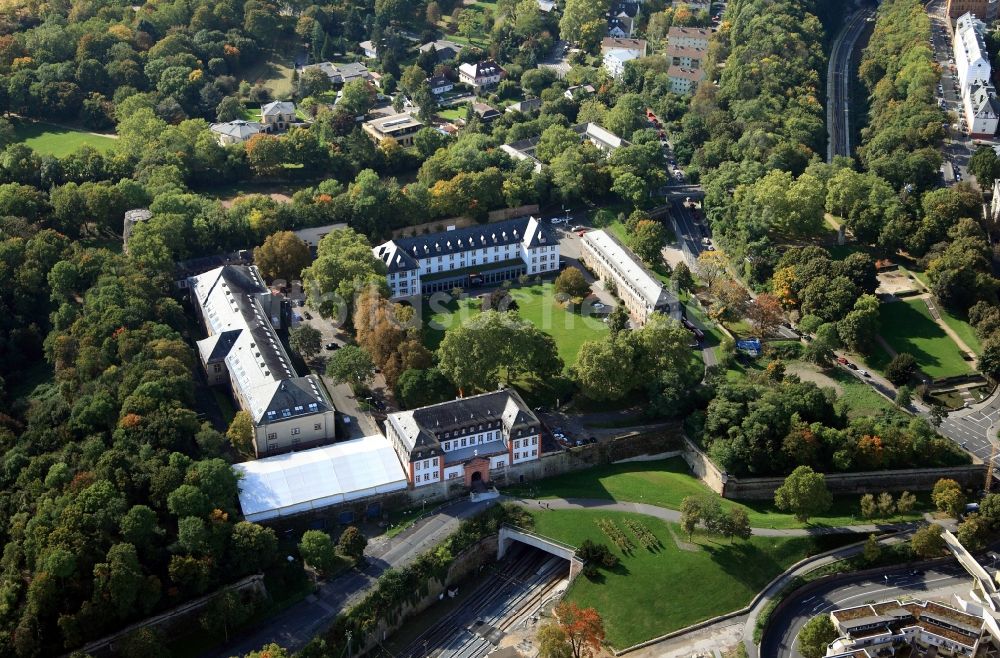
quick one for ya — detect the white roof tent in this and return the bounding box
[234,435,408,522]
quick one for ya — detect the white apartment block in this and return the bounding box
[954,12,999,137]
[601,38,648,79]
[580,229,674,325]
[372,216,559,299]
[384,389,542,489]
[189,265,337,458]
[458,60,505,90]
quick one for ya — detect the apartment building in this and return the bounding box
[580,229,674,325]
[458,60,506,90]
[826,600,986,657]
[947,0,998,19]
[372,216,559,299]
[384,389,542,488]
[601,38,648,78]
[667,26,710,50]
[189,265,337,457]
[954,12,999,137]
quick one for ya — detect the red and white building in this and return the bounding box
[384,389,542,489]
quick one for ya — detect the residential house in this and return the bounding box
[564,84,596,100]
[300,61,372,86]
[667,26,710,50]
[965,81,1000,136]
[826,600,986,657]
[427,74,454,95]
[210,119,263,145]
[459,59,506,91]
[667,65,705,95]
[472,102,501,122]
[608,2,640,37]
[372,216,559,299]
[500,123,626,171]
[947,0,999,19]
[580,229,675,325]
[667,44,705,69]
[601,38,648,78]
[260,101,296,132]
[506,98,543,114]
[359,40,378,59]
[419,39,464,62]
[189,265,337,458]
[385,389,543,489]
[362,113,423,147]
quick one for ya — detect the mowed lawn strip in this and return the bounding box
[423,282,609,365]
[528,509,851,648]
[507,458,929,529]
[14,121,116,157]
[878,299,972,378]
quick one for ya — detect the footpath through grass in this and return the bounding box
[529,509,855,648]
[506,458,929,529]
[878,299,973,378]
[13,120,116,156]
[423,282,609,365]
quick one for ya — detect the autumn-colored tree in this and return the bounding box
[855,435,884,470]
[353,287,432,386]
[554,601,604,658]
[748,292,784,338]
[227,411,255,457]
[554,267,591,303]
[254,231,311,282]
[244,133,288,176]
[710,278,749,322]
[771,266,798,308]
[696,250,726,289]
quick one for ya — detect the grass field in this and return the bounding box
[878,299,973,379]
[506,458,930,529]
[13,121,116,156]
[437,106,467,121]
[240,51,297,97]
[423,282,609,365]
[528,509,854,648]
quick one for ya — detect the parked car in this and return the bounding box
[304,312,312,320]
[837,356,848,365]
[847,362,858,370]
[325,342,339,350]
[858,369,871,377]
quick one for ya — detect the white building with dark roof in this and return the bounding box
[385,389,541,488]
[189,265,337,457]
[954,12,1000,137]
[372,216,559,299]
[459,59,506,90]
[601,38,648,78]
[210,119,263,145]
[427,74,454,95]
[580,229,675,325]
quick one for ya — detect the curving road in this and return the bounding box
[827,5,876,162]
[760,562,968,657]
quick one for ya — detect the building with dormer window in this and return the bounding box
[384,389,542,488]
[189,265,337,458]
[372,216,560,299]
[459,59,506,90]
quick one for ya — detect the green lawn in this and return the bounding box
[825,367,896,417]
[423,282,609,365]
[437,106,467,121]
[13,120,116,157]
[878,299,973,379]
[506,458,929,530]
[938,308,982,355]
[528,509,853,648]
[240,50,297,97]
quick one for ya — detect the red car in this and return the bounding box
[836,356,849,365]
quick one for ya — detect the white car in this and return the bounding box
[550,217,567,225]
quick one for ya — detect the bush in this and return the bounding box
[576,539,619,569]
[885,352,918,385]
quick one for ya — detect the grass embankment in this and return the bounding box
[877,299,973,378]
[529,509,856,648]
[507,458,930,530]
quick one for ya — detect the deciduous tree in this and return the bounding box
[227,411,255,457]
[254,231,311,283]
[911,523,946,558]
[554,267,591,303]
[553,601,604,658]
[290,324,322,361]
[932,478,965,518]
[774,466,832,523]
[798,614,837,658]
[299,530,338,574]
[326,345,376,389]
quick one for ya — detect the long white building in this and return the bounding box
[580,229,674,325]
[954,12,999,137]
[384,389,542,489]
[189,265,337,457]
[372,216,559,299]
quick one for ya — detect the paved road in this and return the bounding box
[204,498,497,658]
[938,394,1000,463]
[827,5,875,161]
[514,497,917,537]
[760,563,967,657]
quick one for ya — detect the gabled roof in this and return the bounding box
[460,59,505,79]
[668,65,706,82]
[427,74,452,88]
[668,26,711,40]
[386,389,541,459]
[374,216,555,267]
[188,265,335,425]
[210,120,263,139]
[419,40,464,60]
[609,2,639,17]
[507,98,543,113]
[601,37,647,54]
[970,82,1000,118]
[260,101,295,117]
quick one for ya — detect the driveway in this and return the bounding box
[538,39,571,78]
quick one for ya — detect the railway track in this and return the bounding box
[389,546,569,658]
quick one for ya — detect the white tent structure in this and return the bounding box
[235,435,408,522]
